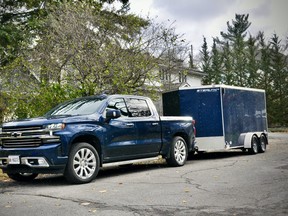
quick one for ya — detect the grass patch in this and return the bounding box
[269,128,288,133]
[0,169,9,181]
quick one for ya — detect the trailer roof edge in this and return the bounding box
[178,84,265,92]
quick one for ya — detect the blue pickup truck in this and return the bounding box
[0,94,195,183]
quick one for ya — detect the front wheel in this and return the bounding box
[64,142,100,184]
[166,136,188,167]
[7,173,38,182]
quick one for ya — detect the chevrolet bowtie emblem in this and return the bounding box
[11,132,22,137]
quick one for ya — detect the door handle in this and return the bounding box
[152,122,159,126]
[126,123,134,127]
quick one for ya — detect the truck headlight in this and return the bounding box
[45,123,65,130]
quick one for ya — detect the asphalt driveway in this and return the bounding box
[0,133,287,216]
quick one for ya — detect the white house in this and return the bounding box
[154,66,206,114]
[159,67,205,90]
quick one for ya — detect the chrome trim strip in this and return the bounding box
[1,135,60,140]
[102,156,161,168]
[21,157,50,167]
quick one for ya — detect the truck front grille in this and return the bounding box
[2,138,42,148]
[3,126,43,132]
[0,125,60,148]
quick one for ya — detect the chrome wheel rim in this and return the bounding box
[260,137,266,151]
[252,137,258,153]
[73,148,97,179]
[174,140,186,164]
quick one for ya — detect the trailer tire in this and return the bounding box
[64,142,100,184]
[166,136,188,167]
[259,134,267,153]
[249,135,259,154]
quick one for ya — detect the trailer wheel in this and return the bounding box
[64,142,100,184]
[249,135,259,154]
[259,134,267,153]
[166,136,188,167]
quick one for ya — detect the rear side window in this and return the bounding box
[125,98,152,117]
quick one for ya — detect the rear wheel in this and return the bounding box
[64,142,100,184]
[7,173,38,182]
[259,134,267,153]
[249,135,259,154]
[166,136,188,166]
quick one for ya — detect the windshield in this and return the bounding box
[45,97,105,117]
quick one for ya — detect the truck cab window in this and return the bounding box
[106,98,129,117]
[125,98,152,117]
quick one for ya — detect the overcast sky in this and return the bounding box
[129,0,288,54]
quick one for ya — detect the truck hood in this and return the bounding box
[2,114,101,128]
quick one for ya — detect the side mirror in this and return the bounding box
[106,109,121,120]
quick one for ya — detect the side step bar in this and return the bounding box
[102,156,161,168]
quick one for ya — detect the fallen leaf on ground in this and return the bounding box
[81,202,90,206]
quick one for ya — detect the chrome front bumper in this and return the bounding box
[0,156,50,168]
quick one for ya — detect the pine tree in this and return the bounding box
[222,41,233,85]
[210,39,223,84]
[246,35,259,88]
[220,14,251,86]
[200,37,211,84]
[269,34,288,126]
[257,32,271,90]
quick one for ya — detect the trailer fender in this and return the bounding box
[241,132,262,149]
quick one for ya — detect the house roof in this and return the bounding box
[186,68,206,77]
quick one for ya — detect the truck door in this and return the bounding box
[103,97,138,160]
[124,98,162,157]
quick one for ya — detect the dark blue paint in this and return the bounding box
[0,95,195,174]
[163,88,223,137]
[163,86,268,147]
[222,88,268,145]
[179,88,223,137]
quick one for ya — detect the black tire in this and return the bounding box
[259,134,267,153]
[7,173,38,182]
[64,142,100,184]
[249,135,259,154]
[166,136,188,167]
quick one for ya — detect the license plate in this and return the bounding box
[8,155,20,164]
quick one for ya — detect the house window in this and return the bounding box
[179,72,187,83]
[160,69,164,80]
[165,72,169,81]
[160,69,170,82]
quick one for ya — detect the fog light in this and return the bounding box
[38,158,49,166]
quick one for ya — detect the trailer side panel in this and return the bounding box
[222,88,268,147]
[178,88,223,138]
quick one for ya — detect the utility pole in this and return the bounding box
[189,45,194,68]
